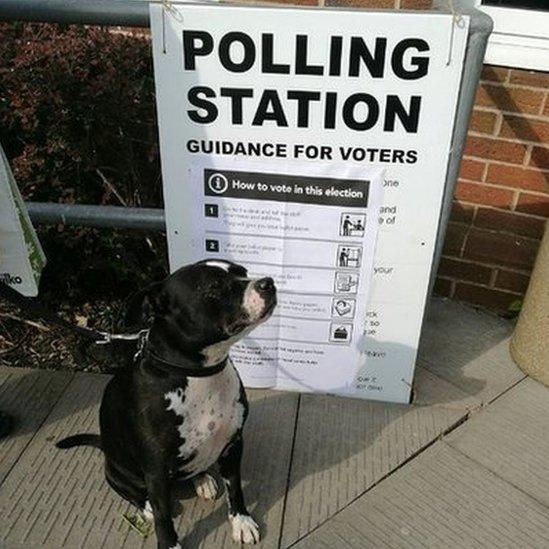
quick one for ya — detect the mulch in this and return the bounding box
[0,300,128,373]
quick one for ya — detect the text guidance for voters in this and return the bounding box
[150,3,469,403]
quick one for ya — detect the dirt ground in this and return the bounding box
[0,299,129,373]
[0,224,169,372]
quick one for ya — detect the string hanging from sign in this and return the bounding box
[446,0,465,66]
[161,0,183,54]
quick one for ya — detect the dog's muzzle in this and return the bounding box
[244,277,277,321]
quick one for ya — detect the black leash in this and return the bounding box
[0,280,140,345]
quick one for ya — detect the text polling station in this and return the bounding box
[150,3,469,403]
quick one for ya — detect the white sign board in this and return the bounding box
[0,146,46,296]
[151,3,469,403]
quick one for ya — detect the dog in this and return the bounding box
[56,259,276,549]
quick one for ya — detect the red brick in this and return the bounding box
[475,84,545,115]
[486,163,548,193]
[481,66,509,84]
[326,0,394,6]
[454,181,515,209]
[459,158,485,181]
[465,136,527,164]
[509,69,549,89]
[470,110,498,134]
[442,222,468,256]
[544,96,549,117]
[400,0,432,8]
[530,147,549,171]
[475,207,546,239]
[433,277,453,297]
[450,201,475,224]
[454,282,521,313]
[438,257,493,284]
[515,193,549,218]
[265,0,318,3]
[499,115,549,143]
[495,269,531,294]
[463,228,540,269]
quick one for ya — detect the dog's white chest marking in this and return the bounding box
[164,361,245,477]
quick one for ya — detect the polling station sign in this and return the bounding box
[150,3,469,403]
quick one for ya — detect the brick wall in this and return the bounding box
[436,66,548,312]
[272,0,548,313]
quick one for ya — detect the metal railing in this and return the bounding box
[25,202,165,230]
[0,0,149,27]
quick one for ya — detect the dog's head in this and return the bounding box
[125,259,276,365]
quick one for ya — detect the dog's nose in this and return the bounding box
[255,277,276,295]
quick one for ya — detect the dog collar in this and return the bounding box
[143,346,227,377]
[135,332,227,377]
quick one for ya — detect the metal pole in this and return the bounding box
[429,1,493,291]
[0,0,150,27]
[26,202,166,231]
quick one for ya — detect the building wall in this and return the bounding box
[263,0,548,313]
[438,65,548,313]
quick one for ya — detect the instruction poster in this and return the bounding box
[150,3,469,403]
[189,159,383,394]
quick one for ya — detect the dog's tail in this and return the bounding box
[56,433,102,450]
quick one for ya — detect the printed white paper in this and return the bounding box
[185,158,383,395]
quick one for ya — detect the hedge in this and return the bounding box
[0,23,167,301]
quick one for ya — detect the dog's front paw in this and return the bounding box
[141,500,154,522]
[192,473,219,501]
[229,514,260,544]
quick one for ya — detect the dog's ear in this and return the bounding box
[123,281,166,329]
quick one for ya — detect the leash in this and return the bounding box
[0,280,226,377]
[0,280,144,345]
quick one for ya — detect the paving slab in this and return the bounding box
[418,298,523,404]
[280,367,480,547]
[0,299,534,549]
[0,366,72,486]
[447,377,549,508]
[0,372,118,549]
[0,372,298,549]
[291,442,549,549]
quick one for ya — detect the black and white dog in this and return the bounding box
[57,259,276,549]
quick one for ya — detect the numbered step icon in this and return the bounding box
[340,213,366,237]
[204,203,219,218]
[205,239,219,253]
[334,272,359,294]
[331,298,356,319]
[336,245,362,268]
[329,322,353,344]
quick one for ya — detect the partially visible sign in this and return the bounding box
[0,146,46,296]
[151,3,469,403]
